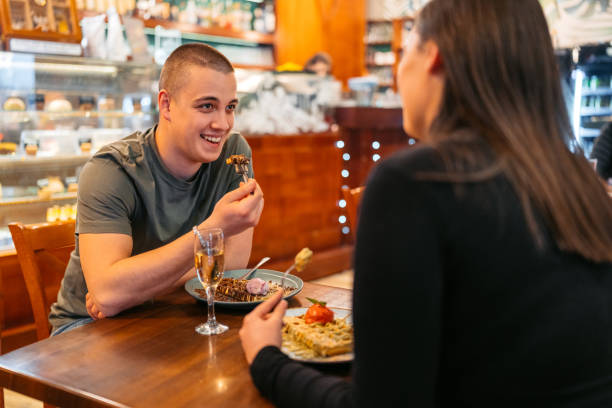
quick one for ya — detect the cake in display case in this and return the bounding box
[0,51,159,250]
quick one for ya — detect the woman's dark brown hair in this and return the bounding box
[417,0,612,262]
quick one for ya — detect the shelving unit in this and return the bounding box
[363,16,413,90]
[140,16,274,45]
[78,9,276,70]
[572,61,612,156]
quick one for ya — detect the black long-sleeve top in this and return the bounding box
[250,146,612,408]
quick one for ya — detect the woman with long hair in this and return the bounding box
[240,0,612,406]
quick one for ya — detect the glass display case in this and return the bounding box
[0,51,159,250]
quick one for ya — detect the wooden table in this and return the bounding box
[0,282,352,407]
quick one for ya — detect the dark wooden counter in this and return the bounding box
[0,283,352,407]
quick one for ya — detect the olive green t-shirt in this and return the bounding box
[49,126,253,331]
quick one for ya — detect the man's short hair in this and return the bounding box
[159,43,234,95]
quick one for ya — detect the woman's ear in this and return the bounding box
[423,40,443,74]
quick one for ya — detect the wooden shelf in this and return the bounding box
[0,192,77,207]
[365,41,391,46]
[233,63,275,71]
[141,17,275,45]
[366,62,394,67]
[0,154,90,172]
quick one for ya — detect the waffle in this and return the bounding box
[282,314,353,357]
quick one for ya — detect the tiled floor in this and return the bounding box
[3,269,354,408]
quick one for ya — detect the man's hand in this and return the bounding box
[86,292,106,320]
[239,291,287,364]
[205,179,264,237]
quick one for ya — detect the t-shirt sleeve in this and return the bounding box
[76,157,137,236]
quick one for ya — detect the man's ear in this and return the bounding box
[424,40,443,74]
[158,89,171,122]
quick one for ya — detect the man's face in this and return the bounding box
[166,65,238,164]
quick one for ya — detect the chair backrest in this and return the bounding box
[8,221,75,341]
[341,185,365,241]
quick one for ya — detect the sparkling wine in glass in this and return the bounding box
[194,227,228,335]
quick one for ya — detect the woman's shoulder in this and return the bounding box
[373,145,444,180]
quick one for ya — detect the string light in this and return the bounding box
[336,140,345,148]
[342,226,350,235]
[371,141,380,150]
[338,199,347,208]
[372,154,381,162]
[338,215,347,224]
[341,169,349,178]
[342,153,351,161]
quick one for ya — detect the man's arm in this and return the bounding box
[83,179,264,318]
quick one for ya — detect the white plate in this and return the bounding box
[184,268,303,309]
[281,307,354,364]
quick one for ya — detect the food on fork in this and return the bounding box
[282,298,353,358]
[226,154,251,183]
[294,247,313,272]
[225,154,250,166]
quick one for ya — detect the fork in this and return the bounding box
[237,256,271,280]
[280,263,296,290]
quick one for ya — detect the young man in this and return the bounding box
[49,43,264,334]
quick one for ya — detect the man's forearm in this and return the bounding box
[87,230,196,317]
[86,225,254,317]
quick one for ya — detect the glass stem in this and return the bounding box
[206,286,217,327]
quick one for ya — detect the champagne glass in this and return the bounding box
[193,227,228,335]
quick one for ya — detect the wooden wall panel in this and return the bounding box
[276,0,366,85]
[247,131,344,262]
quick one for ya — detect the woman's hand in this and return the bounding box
[239,291,288,364]
[86,292,106,320]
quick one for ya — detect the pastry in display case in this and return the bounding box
[0,51,159,250]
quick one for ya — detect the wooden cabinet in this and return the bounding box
[0,0,81,44]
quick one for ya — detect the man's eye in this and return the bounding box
[226,104,237,112]
[199,103,214,111]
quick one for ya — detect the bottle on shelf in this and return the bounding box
[263,1,275,33]
[253,5,264,33]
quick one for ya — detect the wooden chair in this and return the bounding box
[8,221,75,342]
[0,264,4,408]
[8,221,75,408]
[341,185,365,241]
